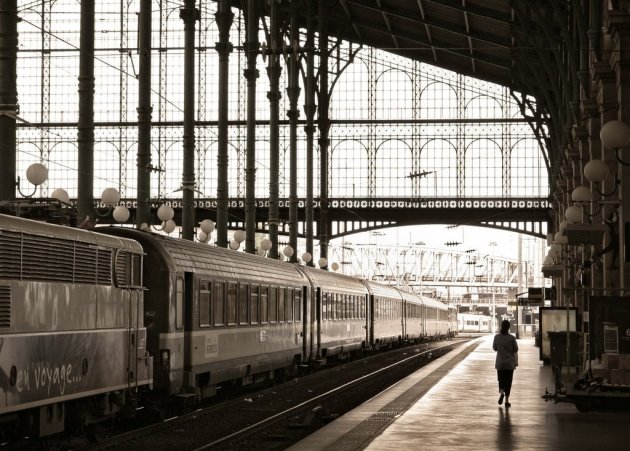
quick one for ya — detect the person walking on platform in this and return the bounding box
[493,319,518,407]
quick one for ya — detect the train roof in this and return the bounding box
[388,287,447,310]
[420,296,448,310]
[362,279,403,300]
[299,265,369,294]
[99,227,309,287]
[0,214,143,253]
[393,287,424,306]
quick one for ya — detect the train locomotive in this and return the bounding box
[0,214,455,438]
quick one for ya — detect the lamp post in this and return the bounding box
[489,241,497,331]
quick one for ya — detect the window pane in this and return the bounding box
[239,284,249,325]
[213,282,224,326]
[294,289,301,322]
[200,281,210,327]
[278,288,285,322]
[260,285,268,324]
[227,282,237,325]
[132,254,142,287]
[250,285,259,323]
[285,288,293,322]
[269,286,277,322]
[176,278,183,329]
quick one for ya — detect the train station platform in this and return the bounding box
[290,336,630,450]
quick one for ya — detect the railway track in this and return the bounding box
[76,339,469,451]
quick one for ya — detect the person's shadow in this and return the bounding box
[497,406,514,448]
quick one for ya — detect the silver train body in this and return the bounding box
[0,215,454,436]
[0,214,152,437]
[103,228,455,399]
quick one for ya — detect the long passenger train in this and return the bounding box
[0,214,456,438]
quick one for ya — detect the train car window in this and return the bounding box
[239,284,249,325]
[358,296,363,319]
[131,253,142,287]
[176,277,184,329]
[294,289,301,322]
[329,292,334,320]
[339,294,344,320]
[260,285,269,324]
[339,293,343,319]
[330,292,335,320]
[321,292,328,321]
[278,288,285,322]
[340,293,345,320]
[250,285,259,324]
[347,294,352,319]
[199,281,211,327]
[213,282,225,326]
[227,282,237,325]
[285,288,293,321]
[330,293,336,320]
[269,286,277,323]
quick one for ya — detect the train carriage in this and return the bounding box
[458,313,495,333]
[448,305,458,337]
[0,214,151,437]
[101,228,312,399]
[421,296,449,338]
[363,280,404,349]
[299,266,369,361]
[397,289,426,342]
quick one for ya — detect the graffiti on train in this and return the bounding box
[13,361,82,397]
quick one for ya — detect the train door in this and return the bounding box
[368,294,375,349]
[183,273,194,387]
[401,299,407,340]
[127,289,140,390]
[314,287,321,360]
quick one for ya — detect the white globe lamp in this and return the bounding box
[112,205,130,223]
[583,159,609,183]
[234,230,246,243]
[261,238,273,251]
[163,219,176,234]
[26,163,48,186]
[571,186,591,203]
[229,239,240,250]
[51,188,70,204]
[283,245,294,258]
[101,187,120,206]
[157,205,175,222]
[600,120,630,149]
[199,219,215,234]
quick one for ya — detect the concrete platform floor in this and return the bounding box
[290,336,630,451]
